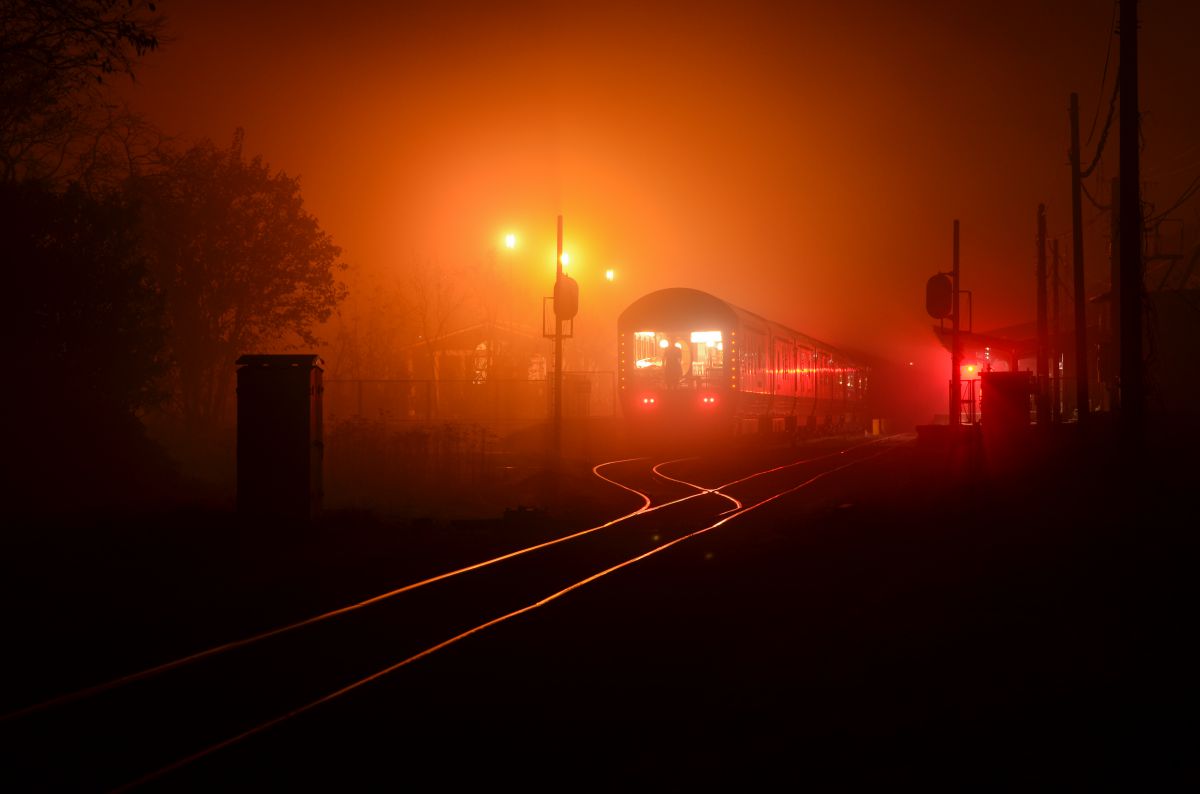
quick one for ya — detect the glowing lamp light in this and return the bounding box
[605,268,615,282]
[659,338,670,349]
[504,233,517,249]
[641,396,657,406]
[560,251,570,267]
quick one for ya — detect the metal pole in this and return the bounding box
[1036,204,1049,424]
[950,220,961,427]
[1109,176,1121,413]
[1069,92,1090,421]
[554,214,563,460]
[1052,239,1062,423]
[1119,0,1144,439]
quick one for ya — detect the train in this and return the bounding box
[617,287,871,438]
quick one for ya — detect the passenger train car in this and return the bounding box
[617,288,870,437]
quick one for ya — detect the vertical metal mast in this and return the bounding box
[950,220,961,428]
[1069,92,1090,421]
[1037,204,1049,423]
[1119,0,1144,438]
[1052,239,1062,423]
[553,214,563,460]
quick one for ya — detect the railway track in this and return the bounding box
[1,435,903,791]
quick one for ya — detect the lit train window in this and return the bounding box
[633,331,659,368]
[686,330,724,378]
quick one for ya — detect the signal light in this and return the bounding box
[926,273,953,319]
[641,396,657,407]
[700,395,717,405]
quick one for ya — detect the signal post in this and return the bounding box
[545,215,578,462]
[925,220,962,427]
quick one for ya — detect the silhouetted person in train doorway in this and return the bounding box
[664,339,683,388]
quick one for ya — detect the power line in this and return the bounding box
[1081,72,1120,179]
[1087,0,1120,146]
[1144,175,1200,225]
[1082,179,1111,211]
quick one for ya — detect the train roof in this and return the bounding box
[618,287,742,330]
[617,287,864,364]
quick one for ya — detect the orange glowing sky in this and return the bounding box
[120,0,1200,369]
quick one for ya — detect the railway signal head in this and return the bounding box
[926,273,953,319]
[554,274,579,320]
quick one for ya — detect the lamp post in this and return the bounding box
[501,231,517,330]
[548,215,579,462]
[553,217,564,459]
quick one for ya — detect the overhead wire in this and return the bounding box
[1082,179,1111,211]
[1073,0,1199,263]
[1080,74,1119,180]
[1087,0,1120,146]
[1144,176,1200,226]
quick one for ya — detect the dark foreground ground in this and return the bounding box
[2,421,1196,790]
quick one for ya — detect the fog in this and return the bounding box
[113,0,1196,396]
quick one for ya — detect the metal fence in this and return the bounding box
[948,376,1093,425]
[324,372,615,429]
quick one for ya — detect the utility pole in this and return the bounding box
[1069,92,1090,422]
[1119,0,1144,439]
[1036,204,1050,424]
[1109,176,1121,413]
[1052,239,1062,423]
[950,220,961,428]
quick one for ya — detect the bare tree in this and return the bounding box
[325,279,413,380]
[401,257,468,409]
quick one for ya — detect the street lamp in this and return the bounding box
[499,231,518,320]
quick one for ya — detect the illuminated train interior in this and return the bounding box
[617,288,869,436]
